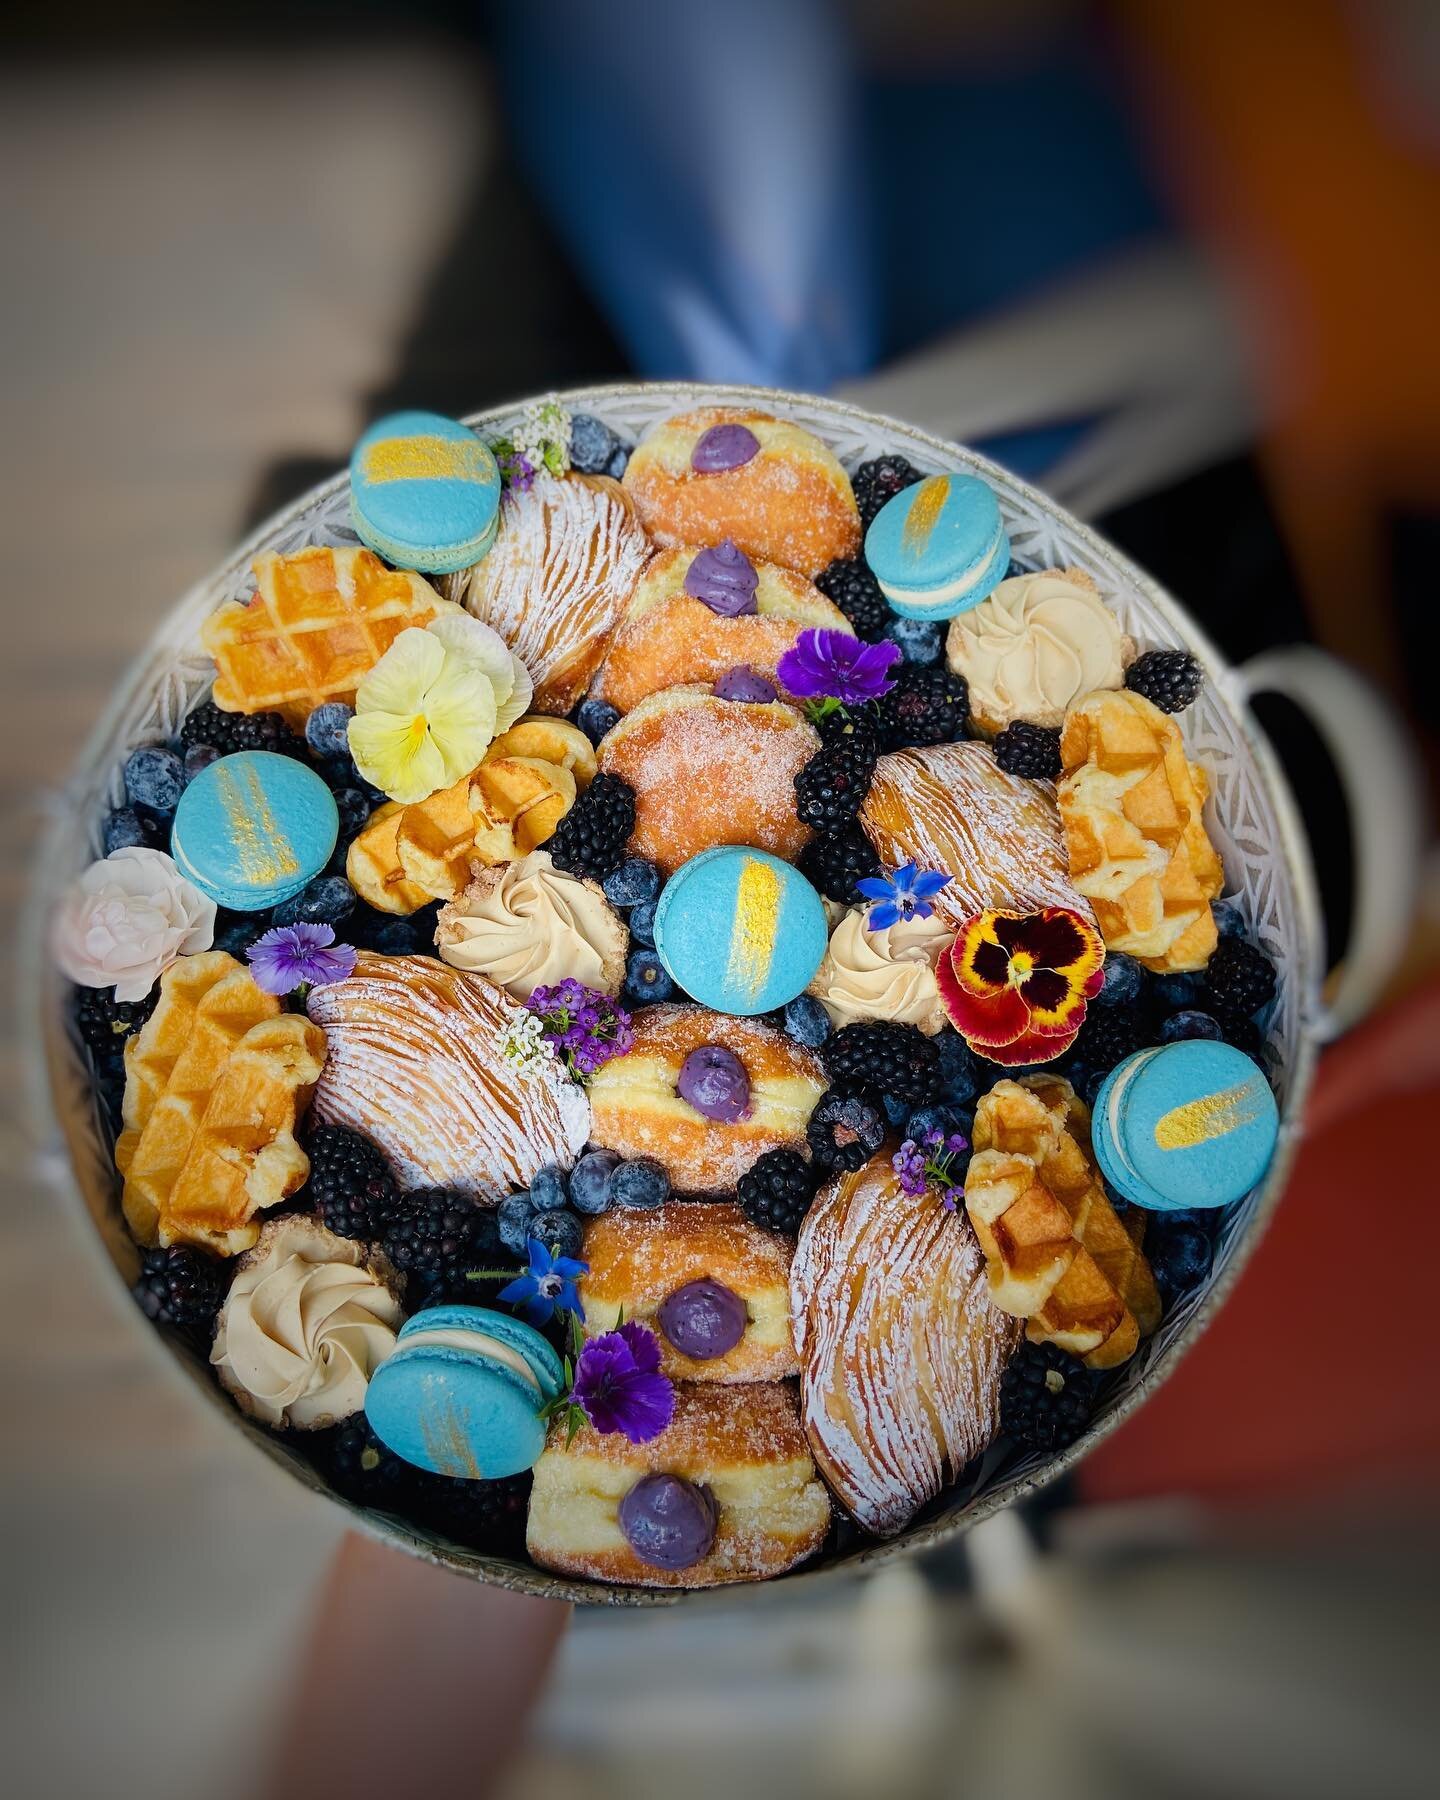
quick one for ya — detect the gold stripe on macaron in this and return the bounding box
[725,856,783,1002]
[900,475,950,558]
[362,434,492,485]
[1154,1080,1263,1150]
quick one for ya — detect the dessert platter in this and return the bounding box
[37,383,1351,1603]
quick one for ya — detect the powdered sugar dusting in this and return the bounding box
[307,953,590,1200]
[790,1151,1019,1537]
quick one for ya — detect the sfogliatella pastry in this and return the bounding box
[203,545,455,727]
[860,741,1093,932]
[966,1075,1160,1369]
[587,1004,826,1192]
[946,567,1132,735]
[582,1203,798,1383]
[1057,689,1223,971]
[807,906,952,1035]
[622,407,860,577]
[307,953,590,1199]
[790,1149,1020,1537]
[116,952,325,1255]
[598,686,819,875]
[526,1380,830,1589]
[447,473,651,715]
[436,851,628,1001]
[211,1216,402,1429]
[594,543,852,713]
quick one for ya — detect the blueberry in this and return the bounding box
[498,1190,539,1255]
[623,948,673,1006]
[270,876,356,929]
[306,701,355,760]
[610,1158,671,1210]
[569,1149,620,1215]
[1005,558,1034,579]
[576,698,621,746]
[603,858,662,909]
[886,617,943,667]
[881,1092,911,1130]
[627,899,658,948]
[361,907,438,957]
[123,745,186,814]
[1212,898,1247,940]
[212,912,264,958]
[1093,953,1143,1008]
[528,1163,568,1214]
[1158,1009,1224,1044]
[527,1208,585,1261]
[1152,971,1203,1010]
[1147,1218,1213,1311]
[904,1103,969,1146]
[605,443,632,480]
[568,413,620,475]
[332,787,372,843]
[782,995,832,1049]
[935,1031,979,1104]
[183,744,221,782]
[102,807,162,854]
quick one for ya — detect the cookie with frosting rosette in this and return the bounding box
[937,907,1104,1065]
[436,851,628,1000]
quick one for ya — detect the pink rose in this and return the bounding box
[53,848,216,1002]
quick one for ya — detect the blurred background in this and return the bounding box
[3,2,1438,1797]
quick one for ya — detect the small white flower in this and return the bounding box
[500,1010,551,1080]
[512,397,571,475]
[53,847,216,1002]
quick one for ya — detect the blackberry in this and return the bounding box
[999,1343,1096,1452]
[1209,1002,1263,1056]
[853,454,923,532]
[547,771,635,880]
[1125,650,1203,713]
[876,665,969,750]
[993,721,1062,781]
[133,1244,226,1335]
[426,1208,510,1308]
[178,700,308,760]
[821,1022,942,1104]
[381,1188,489,1290]
[794,739,876,832]
[814,557,891,641]
[1201,937,1277,1019]
[814,704,881,758]
[737,1148,819,1235]
[422,1471,532,1547]
[797,829,881,904]
[1066,1006,1148,1080]
[74,985,157,1057]
[806,1085,887,1172]
[322,1417,416,1510]
[307,1123,395,1240]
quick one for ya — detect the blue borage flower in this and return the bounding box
[893,1128,969,1212]
[856,861,953,931]
[498,1238,588,1328]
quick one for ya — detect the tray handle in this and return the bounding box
[1231,646,1425,1040]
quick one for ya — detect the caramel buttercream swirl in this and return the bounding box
[211,1219,401,1430]
[435,850,626,999]
[946,568,1129,733]
[809,908,952,1034]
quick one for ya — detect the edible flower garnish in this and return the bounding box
[857,861,953,931]
[498,1237,588,1329]
[491,396,571,488]
[246,923,356,996]
[937,906,1104,1065]
[52,847,215,1002]
[542,1319,675,1447]
[523,979,633,1082]
[777,628,901,708]
[893,1128,969,1212]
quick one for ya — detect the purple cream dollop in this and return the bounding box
[712,665,778,703]
[658,1278,748,1361]
[618,1473,719,1571]
[691,423,760,474]
[676,1044,752,1122]
[683,539,759,616]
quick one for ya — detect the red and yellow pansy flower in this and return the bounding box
[936,906,1104,1065]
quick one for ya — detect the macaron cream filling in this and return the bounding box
[392,1326,546,1397]
[874,515,1007,607]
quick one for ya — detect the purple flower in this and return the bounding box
[524,981,632,1083]
[892,1139,928,1198]
[857,861,954,931]
[571,1320,675,1444]
[893,1131,970,1210]
[499,1238,588,1328]
[246,923,356,996]
[777,629,901,706]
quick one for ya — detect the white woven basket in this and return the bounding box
[28,382,1402,1606]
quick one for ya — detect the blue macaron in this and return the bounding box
[864,472,1010,621]
[350,410,501,575]
[652,845,828,1016]
[364,1305,566,1480]
[170,750,338,912]
[1091,1040,1279,1212]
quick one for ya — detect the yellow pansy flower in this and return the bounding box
[349,627,498,804]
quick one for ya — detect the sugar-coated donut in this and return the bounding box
[597,685,818,875]
[587,1004,826,1193]
[593,546,852,714]
[622,407,860,577]
[526,1381,831,1589]
[582,1203,798,1382]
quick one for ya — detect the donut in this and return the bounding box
[526,1381,831,1589]
[588,1003,826,1192]
[582,1203,798,1383]
[597,686,818,875]
[622,407,860,577]
[593,545,853,714]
